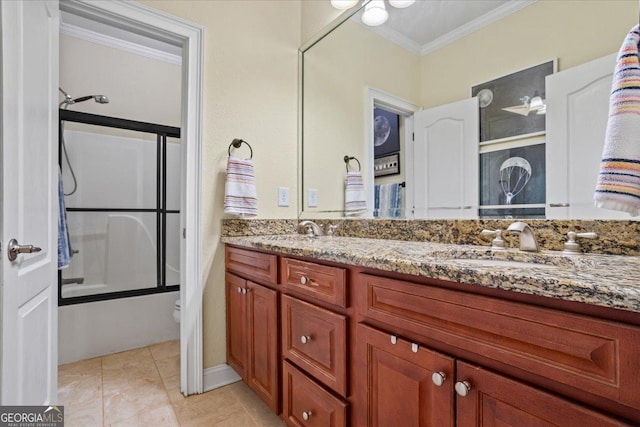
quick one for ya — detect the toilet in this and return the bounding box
[173,299,181,323]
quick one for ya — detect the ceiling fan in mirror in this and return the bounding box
[501,94,546,116]
[330,0,416,26]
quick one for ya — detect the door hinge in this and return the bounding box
[183,228,186,239]
[412,132,415,141]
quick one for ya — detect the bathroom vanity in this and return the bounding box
[223,233,640,426]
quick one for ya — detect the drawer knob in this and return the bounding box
[411,343,419,353]
[300,275,311,285]
[300,335,312,344]
[237,287,242,293]
[455,381,471,397]
[431,372,447,387]
[390,335,397,345]
[302,411,312,421]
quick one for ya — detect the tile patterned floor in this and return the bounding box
[57,340,285,426]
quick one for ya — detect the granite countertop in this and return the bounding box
[221,234,640,314]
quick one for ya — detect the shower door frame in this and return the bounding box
[60,0,205,397]
[58,109,181,305]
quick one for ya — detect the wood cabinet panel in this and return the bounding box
[282,361,348,427]
[281,294,348,396]
[456,361,632,427]
[355,324,455,427]
[281,258,347,307]
[357,273,640,413]
[226,246,277,284]
[247,281,279,413]
[226,272,247,379]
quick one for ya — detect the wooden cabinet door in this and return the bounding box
[356,324,455,427]
[247,281,279,413]
[456,361,632,427]
[226,272,247,379]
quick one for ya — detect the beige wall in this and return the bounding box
[59,34,181,129]
[138,0,301,368]
[301,0,345,46]
[303,20,420,213]
[420,0,637,108]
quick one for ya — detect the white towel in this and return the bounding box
[594,24,640,216]
[345,171,366,215]
[224,156,258,217]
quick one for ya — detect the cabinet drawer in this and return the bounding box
[282,361,348,427]
[281,258,347,307]
[226,246,277,284]
[358,273,640,412]
[281,295,347,396]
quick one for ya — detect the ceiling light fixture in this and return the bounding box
[330,0,359,10]
[331,0,416,27]
[362,0,389,26]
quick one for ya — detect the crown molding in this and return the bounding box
[60,21,182,65]
[421,0,536,55]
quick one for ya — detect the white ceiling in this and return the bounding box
[351,0,536,55]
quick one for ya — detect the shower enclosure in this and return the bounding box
[58,109,181,305]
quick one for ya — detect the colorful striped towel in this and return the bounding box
[374,183,403,218]
[224,156,258,217]
[345,171,367,215]
[594,24,640,216]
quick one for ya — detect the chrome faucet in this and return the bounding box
[507,221,539,252]
[298,220,324,237]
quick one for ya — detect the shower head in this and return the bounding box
[58,88,109,108]
[72,94,110,104]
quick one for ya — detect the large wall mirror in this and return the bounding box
[300,0,637,220]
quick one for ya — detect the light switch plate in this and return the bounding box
[308,189,318,207]
[278,187,289,207]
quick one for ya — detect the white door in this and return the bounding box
[546,53,628,219]
[412,98,479,218]
[1,0,59,404]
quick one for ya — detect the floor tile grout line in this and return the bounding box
[150,345,182,426]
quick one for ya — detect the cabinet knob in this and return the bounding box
[431,371,447,387]
[411,343,419,353]
[300,335,312,344]
[300,275,311,285]
[237,287,242,293]
[302,411,312,421]
[454,381,471,397]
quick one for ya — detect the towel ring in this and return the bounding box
[344,155,361,172]
[228,138,253,159]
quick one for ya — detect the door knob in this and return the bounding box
[431,371,447,386]
[455,381,471,397]
[7,239,41,261]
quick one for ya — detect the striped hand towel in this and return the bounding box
[345,171,367,215]
[224,156,258,217]
[594,24,640,216]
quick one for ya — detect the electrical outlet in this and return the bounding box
[278,187,289,207]
[308,188,318,207]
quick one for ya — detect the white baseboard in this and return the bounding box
[203,364,242,392]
